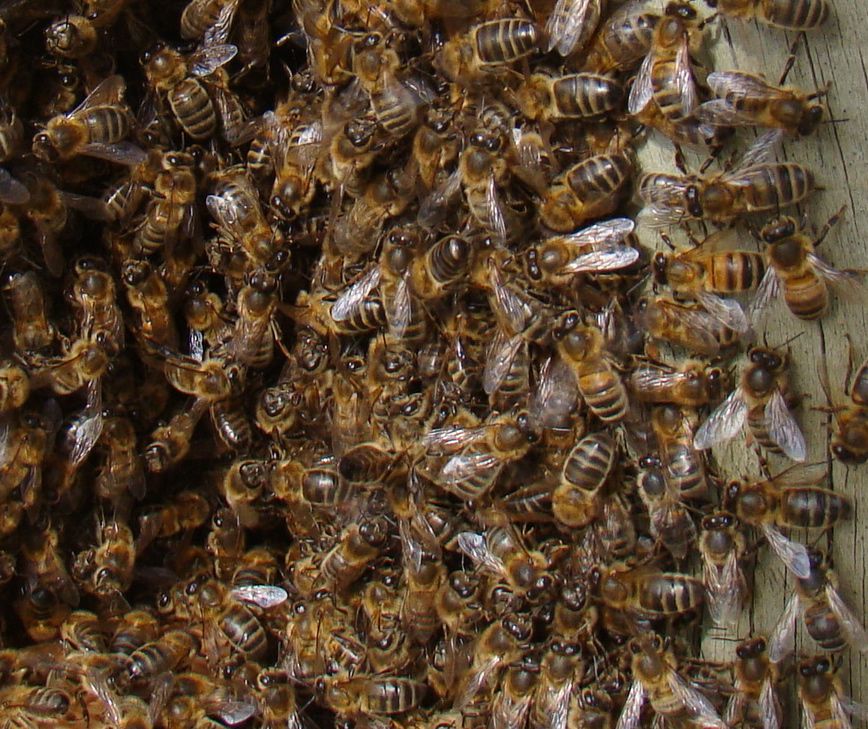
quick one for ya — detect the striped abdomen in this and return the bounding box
[576,358,628,422]
[638,573,705,615]
[566,152,633,201]
[594,7,657,71]
[779,487,851,528]
[703,251,767,293]
[735,163,815,213]
[82,106,132,144]
[474,19,538,66]
[552,73,623,119]
[562,432,617,491]
[169,78,216,140]
[763,0,830,29]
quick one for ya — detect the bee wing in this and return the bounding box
[694,388,748,450]
[80,141,148,166]
[768,591,800,664]
[385,273,412,340]
[206,697,259,726]
[202,0,242,45]
[485,174,507,243]
[418,169,461,228]
[704,550,741,627]
[423,425,485,455]
[441,450,502,485]
[230,584,289,609]
[190,43,238,76]
[761,523,811,579]
[549,680,574,729]
[457,532,506,574]
[627,50,654,115]
[85,668,123,725]
[615,679,645,729]
[562,217,636,245]
[675,39,697,114]
[809,253,865,289]
[747,266,781,326]
[530,355,579,428]
[68,383,104,467]
[489,263,532,333]
[764,389,807,461]
[0,168,29,205]
[630,365,686,395]
[546,0,596,56]
[637,174,691,206]
[830,695,854,729]
[668,672,726,729]
[825,582,868,651]
[707,71,779,102]
[801,704,817,729]
[483,332,524,396]
[213,87,259,146]
[71,74,125,115]
[561,244,640,273]
[457,656,500,709]
[493,692,533,729]
[694,98,756,127]
[759,677,782,729]
[638,203,691,228]
[696,291,751,333]
[189,328,205,361]
[331,265,381,322]
[724,694,745,729]
[729,129,784,171]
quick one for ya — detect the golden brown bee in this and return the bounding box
[29,333,110,396]
[706,0,830,30]
[638,131,815,226]
[125,629,196,683]
[696,346,805,460]
[630,359,725,408]
[109,609,160,655]
[0,360,29,413]
[3,271,56,353]
[517,72,623,122]
[88,519,136,600]
[827,356,868,465]
[699,512,749,628]
[544,0,603,57]
[94,413,145,507]
[636,294,742,356]
[135,150,199,256]
[137,491,210,554]
[796,656,857,729]
[60,610,107,653]
[540,151,634,233]
[595,562,705,625]
[318,675,427,717]
[490,658,539,729]
[437,19,539,84]
[180,0,240,43]
[121,259,177,348]
[327,116,380,198]
[411,104,460,191]
[32,75,143,165]
[326,264,387,336]
[771,547,868,657]
[724,636,783,729]
[618,634,726,729]
[697,71,827,137]
[554,313,628,423]
[650,404,708,500]
[293,0,355,86]
[44,15,98,59]
[319,516,390,593]
[14,582,71,642]
[144,398,209,473]
[70,256,124,348]
[0,403,60,506]
[755,209,859,322]
[260,113,324,221]
[552,432,616,528]
[636,452,696,559]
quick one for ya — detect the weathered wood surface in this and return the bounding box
[633,0,868,721]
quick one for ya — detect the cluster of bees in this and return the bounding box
[0,0,865,726]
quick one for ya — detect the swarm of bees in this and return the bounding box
[0,0,864,727]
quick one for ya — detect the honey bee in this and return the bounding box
[705,0,830,30]
[44,15,97,59]
[293,0,355,87]
[636,452,697,559]
[636,295,742,356]
[796,656,861,729]
[125,629,196,683]
[32,74,144,165]
[141,40,240,142]
[544,0,603,57]
[618,634,726,729]
[699,512,749,628]
[411,104,460,191]
[70,256,124,348]
[697,71,827,137]
[0,360,28,412]
[630,359,725,408]
[88,518,136,601]
[29,333,111,396]
[135,150,199,257]
[770,547,868,658]
[326,116,381,199]
[14,580,71,642]
[137,490,210,553]
[516,72,623,122]
[540,151,634,233]
[3,271,56,353]
[752,209,860,322]
[638,131,815,226]
[326,264,387,336]
[319,516,390,593]
[390,0,485,25]
[827,356,868,465]
[110,609,160,655]
[552,432,617,528]
[318,675,427,717]
[490,659,539,729]
[144,397,209,473]
[437,19,539,84]
[650,404,709,500]
[724,636,784,729]
[20,526,80,609]
[531,217,639,286]
[531,642,584,729]
[695,346,805,461]
[180,0,240,43]
[553,313,629,423]
[122,260,177,348]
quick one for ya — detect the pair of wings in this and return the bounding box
[616,670,726,729]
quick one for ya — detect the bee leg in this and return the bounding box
[814,205,847,247]
[778,32,805,85]
[673,144,688,175]
[844,333,857,392]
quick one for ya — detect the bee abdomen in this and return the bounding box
[566,153,633,198]
[552,74,623,118]
[475,20,538,66]
[562,433,616,491]
[578,363,628,422]
[170,79,217,140]
[707,252,767,292]
[783,270,827,320]
[779,488,851,528]
[82,107,131,143]
[766,0,830,29]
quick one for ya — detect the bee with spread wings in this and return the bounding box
[694,346,806,461]
[724,636,786,729]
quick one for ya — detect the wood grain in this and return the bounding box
[632,0,868,722]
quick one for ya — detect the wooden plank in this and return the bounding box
[632,0,868,721]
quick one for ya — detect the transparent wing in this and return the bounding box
[207,697,258,726]
[630,366,688,395]
[697,291,750,333]
[730,129,784,171]
[68,386,104,467]
[615,680,645,729]
[674,39,697,115]
[768,591,800,663]
[764,389,807,461]
[825,583,868,650]
[385,273,412,339]
[694,388,748,450]
[638,203,692,228]
[669,672,726,729]
[485,175,507,243]
[72,75,125,115]
[545,0,594,55]
[759,677,781,729]
[440,450,501,485]
[628,51,654,115]
[748,267,781,326]
[549,680,574,729]
[561,244,640,273]
[189,328,205,362]
[704,551,742,627]
[331,265,380,322]
[694,98,756,126]
[761,523,811,578]
[560,217,635,245]
[0,168,29,205]
[80,141,148,166]
[724,694,745,728]
[418,169,461,227]
[530,355,579,429]
[190,43,238,76]
[810,253,864,288]
[830,694,854,729]
[202,0,241,45]
[457,531,506,575]
[493,693,533,729]
[422,425,485,455]
[483,333,523,396]
[230,584,288,609]
[707,71,779,102]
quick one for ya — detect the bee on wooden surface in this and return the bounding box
[618,634,726,729]
[544,0,603,57]
[638,131,815,226]
[437,19,539,84]
[630,359,725,408]
[724,636,784,729]
[32,75,143,165]
[697,71,828,137]
[540,151,634,233]
[752,209,860,323]
[516,72,624,122]
[636,294,742,356]
[826,355,868,465]
[705,0,830,30]
[695,346,806,461]
[699,511,749,628]
[636,453,696,559]
[796,655,860,729]
[649,404,709,500]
